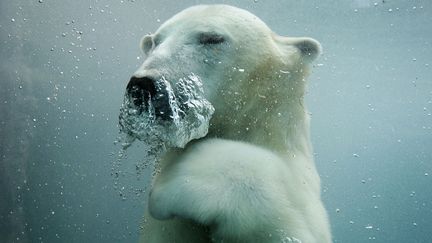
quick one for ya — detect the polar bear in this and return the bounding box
[119,4,331,243]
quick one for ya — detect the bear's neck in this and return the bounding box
[208,95,313,160]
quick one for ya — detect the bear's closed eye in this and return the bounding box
[198,32,226,45]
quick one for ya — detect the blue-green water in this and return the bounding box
[1,0,431,242]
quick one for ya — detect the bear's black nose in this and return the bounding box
[127,76,157,107]
[126,76,173,120]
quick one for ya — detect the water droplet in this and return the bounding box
[388,8,393,12]
[38,0,43,3]
[61,33,67,37]
[353,153,360,158]
[11,18,15,22]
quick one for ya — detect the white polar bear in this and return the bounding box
[122,4,331,243]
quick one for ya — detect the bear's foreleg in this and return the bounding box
[148,138,314,242]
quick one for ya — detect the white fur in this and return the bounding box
[137,4,331,243]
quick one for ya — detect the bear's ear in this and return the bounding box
[275,35,322,63]
[140,34,154,55]
[291,37,322,63]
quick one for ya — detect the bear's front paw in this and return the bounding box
[147,165,222,226]
[148,188,175,220]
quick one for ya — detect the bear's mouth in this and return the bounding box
[126,76,175,121]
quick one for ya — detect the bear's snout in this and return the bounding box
[126,76,173,120]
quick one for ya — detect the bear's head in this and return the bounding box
[119,4,321,150]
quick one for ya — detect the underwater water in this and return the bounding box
[1,0,431,242]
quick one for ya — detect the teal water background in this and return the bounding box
[1,0,431,242]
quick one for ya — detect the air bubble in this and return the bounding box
[118,73,214,149]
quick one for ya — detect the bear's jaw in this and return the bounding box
[203,62,311,155]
